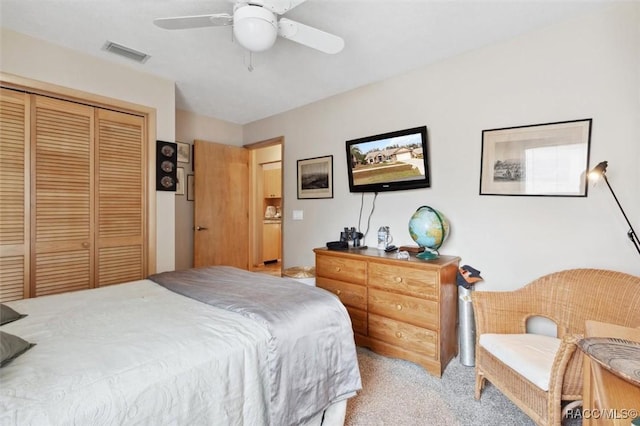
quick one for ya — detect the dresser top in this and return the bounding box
[314,247,460,266]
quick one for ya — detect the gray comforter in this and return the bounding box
[149,266,361,426]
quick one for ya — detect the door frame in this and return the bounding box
[244,136,284,271]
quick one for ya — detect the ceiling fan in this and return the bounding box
[153,0,345,54]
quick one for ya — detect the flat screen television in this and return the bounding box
[346,126,430,193]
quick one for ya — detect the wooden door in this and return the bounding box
[0,89,29,302]
[95,109,146,286]
[31,96,95,297]
[194,140,249,269]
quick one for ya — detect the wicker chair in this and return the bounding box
[472,268,640,426]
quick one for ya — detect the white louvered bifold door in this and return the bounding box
[31,96,95,297]
[96,109,146,286]
[0,89,30,302]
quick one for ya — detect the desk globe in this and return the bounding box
[408,205,450,259]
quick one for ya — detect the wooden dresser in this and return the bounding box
[314,247,460,377]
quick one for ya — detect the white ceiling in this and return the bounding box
[1,0,608,124]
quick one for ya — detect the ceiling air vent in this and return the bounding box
[103,41,150,63]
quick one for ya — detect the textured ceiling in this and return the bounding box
[0,0,607,124]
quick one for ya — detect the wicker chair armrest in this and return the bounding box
[472,290,532,335]
[546,334,581,424]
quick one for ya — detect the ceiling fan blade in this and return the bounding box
[278,18,344,54]
[250,0,309,15]
[153,14,233,30]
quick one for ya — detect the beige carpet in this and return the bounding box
[345,347,580,426]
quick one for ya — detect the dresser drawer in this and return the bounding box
[316,254,366,285]
[368,288,438,329]
[369,262,438,300]
[368,313,437,358]
[317,276,367,311]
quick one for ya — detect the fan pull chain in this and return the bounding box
[247,51,254,72]
[232,29,253,71]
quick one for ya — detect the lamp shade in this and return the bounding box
[233,5,278,52]
[588,161,608,180]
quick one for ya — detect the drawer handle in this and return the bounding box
[82,242,90,248]
[336,289,342,296]
[335,267,341,272]
[396,331,403,339]
[394,276,402,283]
[396,304,402,311]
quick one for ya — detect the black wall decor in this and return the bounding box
[156,141,178,191]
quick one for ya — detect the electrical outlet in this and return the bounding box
[292,210,303,220]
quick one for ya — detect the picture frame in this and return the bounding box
[479,119,592,197]
[187,174,194,201]
[155,140,177,192]
[176,167,185,195]
[297,155,333,199]
[177,141,191,163]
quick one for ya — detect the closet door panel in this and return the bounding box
[0,89,29,301]
[32,96,94,296]
[96,109,146,286]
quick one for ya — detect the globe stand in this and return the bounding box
[416,247,439,260]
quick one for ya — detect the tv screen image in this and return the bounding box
[346,126,430,193]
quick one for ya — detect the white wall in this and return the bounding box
[8,2,636,287]
[244,3,640,289]
[174,109,244,270]
[1,28,177,272]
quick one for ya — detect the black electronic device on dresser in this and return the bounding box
[327,226,366,250]
[156,140,178,191]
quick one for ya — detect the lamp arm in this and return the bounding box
[603,175,640,256]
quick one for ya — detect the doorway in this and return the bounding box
[245,137,283,276]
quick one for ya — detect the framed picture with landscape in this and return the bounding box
[297,155,333,199]
[479,119,592,197]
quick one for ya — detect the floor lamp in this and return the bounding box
[588,161,640,256]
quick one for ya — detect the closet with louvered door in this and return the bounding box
[96,109,146,286]
[32,96,95,297]
[0,89,29,301]
[0,88,147,302]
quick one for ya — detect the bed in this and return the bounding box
[0,266,362,426]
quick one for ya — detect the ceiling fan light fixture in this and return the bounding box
[233,5,278,52]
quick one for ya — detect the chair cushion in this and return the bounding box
[479,333,561,392]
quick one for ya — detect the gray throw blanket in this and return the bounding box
[149,266,362,426]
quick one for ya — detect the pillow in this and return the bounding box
[1,331,35,367]
[0,303,27,325]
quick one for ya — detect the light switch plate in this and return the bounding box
[292,210,303,220]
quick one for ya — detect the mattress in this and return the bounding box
[0,268,361,426]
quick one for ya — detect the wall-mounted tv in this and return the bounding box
[346,126,430,193]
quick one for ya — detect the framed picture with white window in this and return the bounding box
[479,119,592,197]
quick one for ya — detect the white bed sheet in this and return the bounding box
[0,280,276,425]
